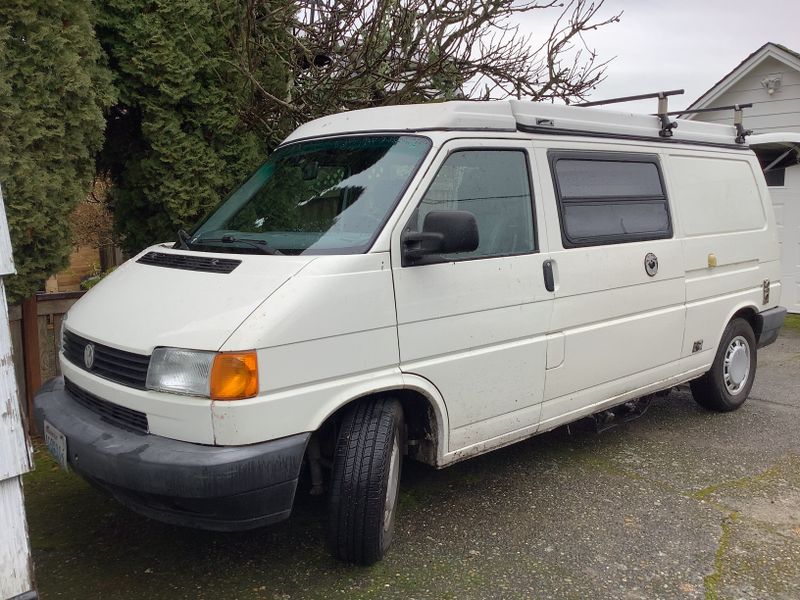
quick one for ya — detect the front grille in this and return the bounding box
[137,251,241,274]
[63,330,150,389]
[65,378,148,433]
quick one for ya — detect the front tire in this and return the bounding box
[327,398,404,565]
[690,318,757,412]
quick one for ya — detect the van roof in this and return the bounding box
[283,100,746,149]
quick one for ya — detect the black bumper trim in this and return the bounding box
[34,377,309,531]
[754,306,787,349]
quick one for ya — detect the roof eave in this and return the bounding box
[684,42,800,119]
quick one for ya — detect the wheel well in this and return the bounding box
[315,389,440,466]
[731,306,758,332]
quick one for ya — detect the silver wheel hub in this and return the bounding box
[383,434,400,532]
[723,336,750,394]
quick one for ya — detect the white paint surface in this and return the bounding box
[0,184,34,598]
[769,164,800,312]
[669,155,765,236]
[0,478,33,599]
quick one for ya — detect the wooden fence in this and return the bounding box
[10,291,85,432]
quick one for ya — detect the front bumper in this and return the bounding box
[34,377,309,531]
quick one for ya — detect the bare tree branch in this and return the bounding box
[223,0,621,147]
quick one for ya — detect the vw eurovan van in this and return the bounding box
[36,101,787,564]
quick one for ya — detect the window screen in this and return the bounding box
[407,149,536,260]
[550,152,672,247]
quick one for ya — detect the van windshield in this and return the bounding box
[190,135,432,255]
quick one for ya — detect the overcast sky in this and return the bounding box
[516,0,800,113]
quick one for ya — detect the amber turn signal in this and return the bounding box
[210,351,258,400]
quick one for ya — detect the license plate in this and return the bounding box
[43,420,69,471]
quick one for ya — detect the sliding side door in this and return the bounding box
[536,146,687,430]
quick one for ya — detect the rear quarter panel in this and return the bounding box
[664,148,781,358]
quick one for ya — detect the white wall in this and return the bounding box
[690,56,800,134]
[770,164,800,313]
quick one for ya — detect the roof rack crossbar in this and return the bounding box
[664,103,753,116]
[575,89,684,108]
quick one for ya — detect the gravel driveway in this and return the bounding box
[25,323,800,599]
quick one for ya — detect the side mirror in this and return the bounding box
[401,210,479,266]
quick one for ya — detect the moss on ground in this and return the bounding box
[689,462,788,502]
[703,512,739,600]
[784,314,800,332]
[22,441,525,599]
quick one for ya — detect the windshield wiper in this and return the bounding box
[176,229,193,250]
[194,234,283,255]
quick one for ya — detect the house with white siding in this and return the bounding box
[684,42,800,313]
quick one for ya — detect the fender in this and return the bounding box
[303,370,451,466]
[399,372,451,466]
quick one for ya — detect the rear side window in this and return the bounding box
[549,151,672,247]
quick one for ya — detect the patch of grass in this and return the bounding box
[783,314,800,332]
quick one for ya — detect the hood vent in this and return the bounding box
[137,251,241,274]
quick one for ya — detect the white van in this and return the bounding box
[36,100,786,564]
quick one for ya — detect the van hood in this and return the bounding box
[65,246,317,354]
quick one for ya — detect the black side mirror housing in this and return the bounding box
[402,210,479,266]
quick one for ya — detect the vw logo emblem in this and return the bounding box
[84,343,95,370]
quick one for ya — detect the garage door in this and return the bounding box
[770,164,800,314]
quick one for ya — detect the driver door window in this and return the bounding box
[406,149,536,260]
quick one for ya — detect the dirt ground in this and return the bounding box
[24,319,800,599]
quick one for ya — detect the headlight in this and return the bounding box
[146,348,258,400]
[146,348,216,396]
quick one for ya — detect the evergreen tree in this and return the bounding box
[97,0,288,253]
[0,0,113,303]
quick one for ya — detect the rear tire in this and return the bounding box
[690,318,757,412]
[327,398,404,565]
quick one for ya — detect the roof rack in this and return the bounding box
[576,90,755,145]
[576,89,684,139]
[668,104,754,144]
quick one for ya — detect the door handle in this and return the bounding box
[543,259,555,292]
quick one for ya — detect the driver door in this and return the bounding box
[391,139,554,454]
